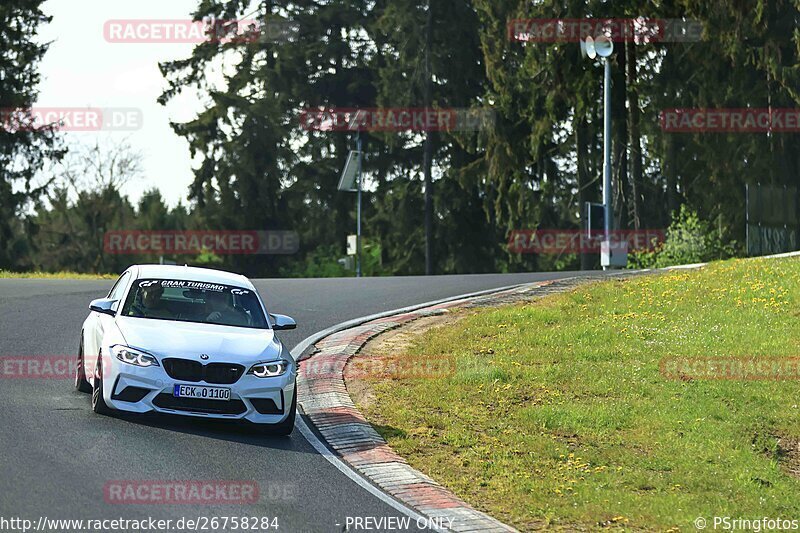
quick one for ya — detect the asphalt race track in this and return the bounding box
[0,272,599,532]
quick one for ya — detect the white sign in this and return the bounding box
[347,235,358,256]
[600,239,628,268]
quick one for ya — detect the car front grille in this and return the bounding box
[153,393,247,415]
[162,358,245,385]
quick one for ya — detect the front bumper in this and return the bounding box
[104,358,296,424]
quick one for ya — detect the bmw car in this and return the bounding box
[76,264,298,435]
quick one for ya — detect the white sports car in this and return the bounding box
[76,264,297,435]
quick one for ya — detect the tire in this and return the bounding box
[75,337,91,393]
[91,353,114,416]
[254,386,297,436]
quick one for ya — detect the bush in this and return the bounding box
[628,206,737,268]
[279,240,387,277]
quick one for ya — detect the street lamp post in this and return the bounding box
[581,34,624,269]
[602,53,612,254]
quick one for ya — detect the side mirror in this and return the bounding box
[89,298,117,317]
[270,313,297,331]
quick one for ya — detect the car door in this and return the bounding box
[85,271,131,375]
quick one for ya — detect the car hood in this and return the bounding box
[115,317,283,363]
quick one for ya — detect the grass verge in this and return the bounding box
[0,271,114,280]
[349,258,800,530]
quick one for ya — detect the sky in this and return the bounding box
[37,0,207,206]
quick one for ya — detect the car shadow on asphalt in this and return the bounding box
[110,411,309,452]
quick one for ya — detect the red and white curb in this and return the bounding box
[295,278,619,532]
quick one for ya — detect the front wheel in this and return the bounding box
[75,337,91,393]
[91,354,114,416]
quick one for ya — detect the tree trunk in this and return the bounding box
[422,0,434,275]
[613,49,628,230]
[665,135,679,217]
[626,40,644,230]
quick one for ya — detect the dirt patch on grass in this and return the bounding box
[753,429,800,479]
[777,435,800,478]
[344,312,464,409]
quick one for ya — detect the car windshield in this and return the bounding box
[120,278,269,329]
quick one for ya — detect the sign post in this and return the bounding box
[338,111,367,277]
[338,140,363,277]
[356,133,362,277]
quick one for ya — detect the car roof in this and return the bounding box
[130,264,254,290]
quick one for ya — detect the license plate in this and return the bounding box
[173,384,231,401]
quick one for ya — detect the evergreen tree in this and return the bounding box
[0,0,64,270]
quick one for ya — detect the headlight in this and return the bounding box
[111,345,159,368]
[248,360,290,378]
